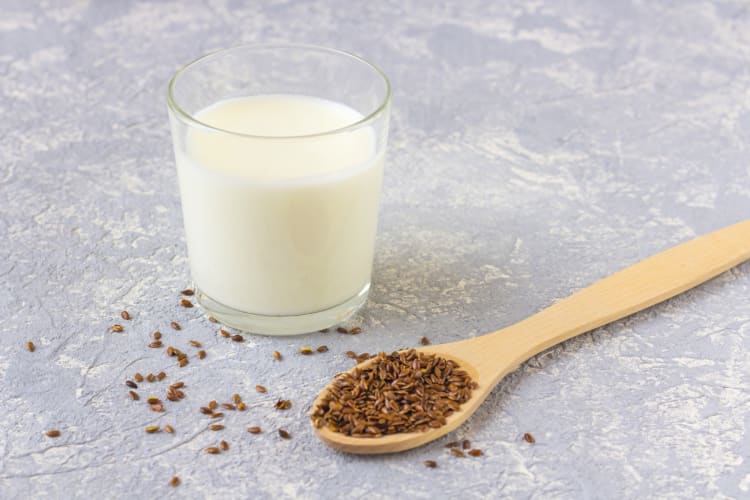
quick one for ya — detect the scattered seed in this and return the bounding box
[157,371,167,381]
[164,425,174,434]
[171,381,185,389]
[27,341,35,352]
[210,412,224,419]
[145,425,160,434]
[147,397,161,405]
[180,299,193,308]
[468,449,483,457]
[169,476,180,487]
[336,327,348,334]
[189,340,201,348]
[273,351,282,361]
[178,358,188,367]
[205,447,221,454]
[316,345,329,353]
[345,351,356,359]
[420,336,430,345]
[220,440,229,451]
[197,350,206,359]
[231,334,243,342]
[247,426,262,434]
[134,373,144,383]
[219,329,230,338]
[220,403,236,410]
[45,429,61,438]
[208,400,218,410]
[350,327,362,335]
[111,324,123,332]
[149,340,163,348]
[450,448,466,458]
[181,289,194,296]
[208,316,218,323]
[462,439,471,450]
[278,429,290,439]
[170,322,181,331]
[237,402,246,411]
[146,373,156,383]
[275,399,292,410]
[523,433,535,444]
[423,460,438,468]
[126,380,138,389]
[121,310,131,320]
[232,394,241,404]
[445,441,460,448]
[311,349,476,437]
[153,331,162,340]
[150,403,165,412]
[255,385,267,393]
[200,407,212,415]
[299,347,313,355]
[129,391,139,401]
[210,424,224,431]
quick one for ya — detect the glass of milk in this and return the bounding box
[167,44,391,335]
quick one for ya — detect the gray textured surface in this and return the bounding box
[2,0,750,498]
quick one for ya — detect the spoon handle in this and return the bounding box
[483,220,750,374]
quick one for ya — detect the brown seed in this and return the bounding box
[189,340,201,348]
[157,371,167,381]
[420,336,430,345]
[166,346,175,356]
[247,426,262,434]
[336,326,348,334]
[220,403,236,410]
[126,380,138,389]
[350,327,362,335]
[171,381,185,389]
[121,310,131,320]
[345,351,356,359]
[237,402,246,411]
[208,316,218,323]
[180,299,193,308]
[232,393,241,404]
[164,425,174,434]
[275,399,292,410]
[129,390,139,401]
[523,432,535,444]
[210,412,224,419]
[150,403,165,412]
[153,331,161,340]
[181,289,194,296]
[178,358,188,367]
[205,447,221,454]
[316,345,329,353]
[45,429,61,438]
[462,439,471,450]
[169,476,180,487]
[273,351,282,361]
[197,350,206,359]
[147,397,161,405]
[219,440,229,451]
[145,425,160,434]
[208,400,218,410]
[27,341,35,352]
[450,448,466,458]
[468,449,483,457]
[278,429,290,439]
[209,424,224,431]
[299,346,313,355]
[231,334,243,342]
[134,373,144,383]
[170,321,181,331]
[111,324,123,332]
[219,329,230,338]
[423,460,438,468]
[444,441,460,448]
[146,373,156,383]
[149,340,163,348]
[255,385,267,393]
[200,407,212,415]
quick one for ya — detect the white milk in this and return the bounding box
[174,95,384,316]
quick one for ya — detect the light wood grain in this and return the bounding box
[312,220,750,453]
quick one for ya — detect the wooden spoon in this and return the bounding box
[312,220,750,454]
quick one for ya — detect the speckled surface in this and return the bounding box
[2,1,750,498]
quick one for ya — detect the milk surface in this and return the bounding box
[174,95,384,315]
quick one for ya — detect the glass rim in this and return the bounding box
[166,43,391,140]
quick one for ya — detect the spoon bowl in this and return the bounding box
[312,220,750,454]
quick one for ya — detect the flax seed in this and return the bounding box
[237,402,246,411]
[424,460,438,468]
[232,394,241,404]
[27,341,35,352]
[111,324,123,332]
[231,334,243,342]
[153,331,161,340]
[336,326,348,334]
[210,424,224,431]
[157,371,166,381]
[164,425,174,433]
[220,403,235,410]
[126,380,138,389]
[45,429,61,438]
[134,373,144,383]
[180,299,193,308]
[420,336,429,345]
[146,373,156,382]
[523,433,535,444]
[149,340,163,348]
[150,403,165,412]
[205,447,221,454]
[247,426,262,434]
[169,476,180,487]
[255,385,267,393]
[210,412,224,419]
[170,321,181,331]
[197,350,206,359]
[145,425,160,434]
[299,346,313,355]
[273,351,282,361]
[208,316,218,323]
[121,310,131,320]
[450,448,466,458]
[275,399,292,410]
[316,345,329,353]
[468,449,483,457]
[200,407,212,415]
[445,441,460,448]
[178,358,188,367]
[219,440,229,451]
[129,390,139,401]
[462,439,471,450]
[208,400,217,410]
[219,329,230,338]
[189,340,201,348]
[350,327,362,335]
[181,289,194,296]
[147,397,161,405]
[278,429,290,439]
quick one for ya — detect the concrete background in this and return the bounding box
[2,0,750,498]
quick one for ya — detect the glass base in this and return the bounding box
[195,284,369,336]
